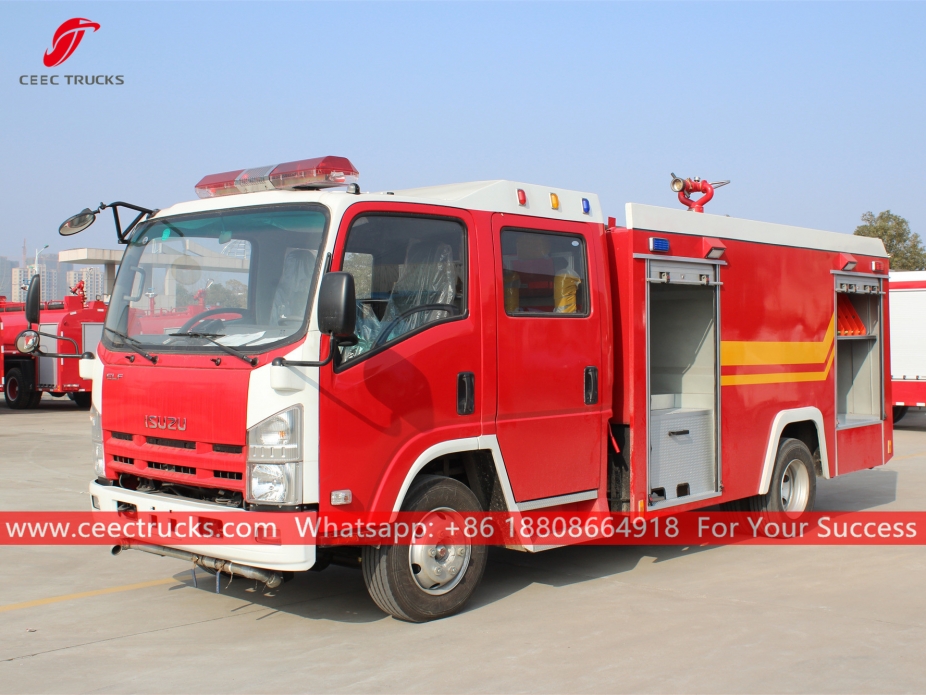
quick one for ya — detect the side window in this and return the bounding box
[501,229,588,316]
[338,214,466,364]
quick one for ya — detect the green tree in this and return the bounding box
[854,210,926,270]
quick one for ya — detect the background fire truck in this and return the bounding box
[51,158,892,621]
[889,270,926,423]
[1,283,105,410]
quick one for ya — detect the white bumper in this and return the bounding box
[89,481,316,572]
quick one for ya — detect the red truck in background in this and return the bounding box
[1,283,106,410]
[48,158,893,621]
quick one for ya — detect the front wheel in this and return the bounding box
[748,438,816,515]
[72,393,92,410]
[362,475,487,622]
[4,368,35,410]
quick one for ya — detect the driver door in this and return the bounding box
[318,204,484,512]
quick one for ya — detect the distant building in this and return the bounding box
[12,264,57,303]
[0,256,19,300]
[66,267,106,300]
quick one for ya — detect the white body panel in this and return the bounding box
[626,203,888,257]
[89,481,315,571]
[889,272,926,380]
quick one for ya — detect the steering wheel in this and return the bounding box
[372,304,460,349]
[177,307,247,334]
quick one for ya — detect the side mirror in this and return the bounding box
[15,329,40,354]
[25,275,41,325]
[317,272,356,338]
[59,208,97,236]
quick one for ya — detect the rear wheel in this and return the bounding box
[4,368,34,410]
[73,393,92,410]
[362,475,487,622]
[748,438,816,515]
[893,406,909,424]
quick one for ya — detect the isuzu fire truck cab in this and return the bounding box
[67,157,892,622]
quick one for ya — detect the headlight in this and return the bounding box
[246,406,304,505]
[247,461,303,505]
[90,406,105,478]
[248,405,302,463]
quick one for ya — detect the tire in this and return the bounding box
[4,368,34,410]
[748,438,816,515]
[362,475,487,622]
[73,393,92,410]
[893,406,909,424]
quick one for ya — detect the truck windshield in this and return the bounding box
[103,204,328,354]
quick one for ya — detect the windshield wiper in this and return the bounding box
[104,327,158,363]
[169,332,257,366]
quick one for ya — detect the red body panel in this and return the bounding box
[608,226,891,514]
[836,423,886,475]
[491,212,607,502]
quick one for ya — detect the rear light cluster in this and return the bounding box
[195,156,359,198]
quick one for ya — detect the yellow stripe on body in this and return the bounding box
[720,347,834,386]
[721,315,835,367]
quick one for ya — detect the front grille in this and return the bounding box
[148,462,195,475]
[214,470,243,480]
[213,444,243,454]
[113,455,134,465]
[111,431,133,441]
[146,436,196,450]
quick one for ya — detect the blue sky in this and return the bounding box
[1,1,924,261]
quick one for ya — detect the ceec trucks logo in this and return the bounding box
[19,18,124,86]
[43,18,100,67]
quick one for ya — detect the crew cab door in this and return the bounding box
[318,204,483,511]
[492,214,603,503]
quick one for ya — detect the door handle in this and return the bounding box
[584,366,598,405]
[457,372,475,415]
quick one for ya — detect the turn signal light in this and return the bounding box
[195,156,359,198]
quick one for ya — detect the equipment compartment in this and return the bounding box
[647,263,720,507]
[835,276,883,428]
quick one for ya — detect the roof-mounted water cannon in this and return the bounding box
[670,174,730,213]
[194,156,359,199]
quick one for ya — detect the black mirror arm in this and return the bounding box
[33,351,95,360]
[33,331,81,354]
[100,202,155,244]
[271,334,356,368]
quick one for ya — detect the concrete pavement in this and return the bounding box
[1,399,924,693]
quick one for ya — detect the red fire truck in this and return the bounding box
[49,158,891,621]
[1,284,105,410]
[888,270,926,423]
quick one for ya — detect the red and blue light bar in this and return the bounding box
[195,156,359,199]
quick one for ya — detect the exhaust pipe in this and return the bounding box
[113,541,284,589]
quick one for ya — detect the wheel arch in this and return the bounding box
[389,435,517,513]
[758,407,830,495]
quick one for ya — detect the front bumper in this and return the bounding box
[89,481,316,572]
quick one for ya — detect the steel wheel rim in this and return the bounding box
[408,506,471,596]
[7,378,18,401]
[780,458,810,512]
